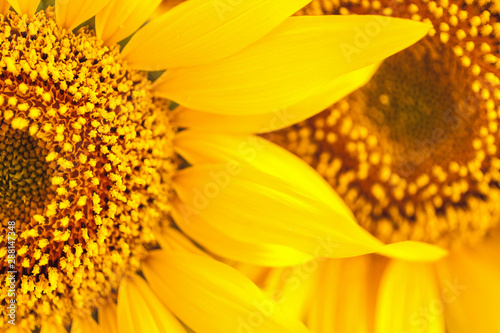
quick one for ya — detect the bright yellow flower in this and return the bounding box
[0,0,430,332]
[226,1,499,333]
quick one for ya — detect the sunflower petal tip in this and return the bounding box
[379,240,448,262]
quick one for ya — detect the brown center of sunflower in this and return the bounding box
[0,129,55,223]
[267,0,500,250]
[0,9,176,330]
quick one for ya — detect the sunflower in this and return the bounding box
[215,1,500,332]
[0,0,431,332]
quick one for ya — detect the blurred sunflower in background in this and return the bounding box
[216,1,500,332]
[0,0,431,332]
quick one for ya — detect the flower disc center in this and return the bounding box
[0,9,176,329]
[0,129,55,224]
[355,39,478,176]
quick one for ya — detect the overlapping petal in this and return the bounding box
[151,0,183,19]
[175,63,380,133]
[0,0,10,15]
[98,303,118,333]
[95,0,161,45]
[174,132,353,216]
[375,260,444,333]
[117,274,186,333]
[121,0,310,70]
[142,250,309,333]
[435,235,500,333]
[307,257,375,332]
[70,315,100,333]
[155,15,429,115]
[6,327,31,333]
[258,265,316,320]
[175,131,447,261]
[174,163,385,257]
[40,322,67,333]
[172,198,313,266]
[7,0,39,16]
[157,226,208,255]
[307,260,340,332]
[55,0,111,30]
[173,161,447,261]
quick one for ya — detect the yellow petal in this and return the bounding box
[435,236,500,333]
[40,321,67,333]
[375,260,445,333]
[258,265,316,321]
[308,257,376,332]
[95,0,161,45]
[142,250,310,333]
[174,163,446,261]
[117,274,186,333]
[378,241,448,262]
[98,302,118,333]
[7,0,39,16]
[150,0,183,20]
[176,63,380,133]
[157,226,208,255]
[173,163,384,257]
[172,198,313,266]
[174,132,353,220]
[155,15,430,115]
[121,0,310,70]
[56,0,111,31]
[6,327,31,333]
[336,258,373,332]
[233,263,272,286]
[70,314,100,333]
[174,132,448,262]
[307,260,340,332]
[1,0,10,15]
